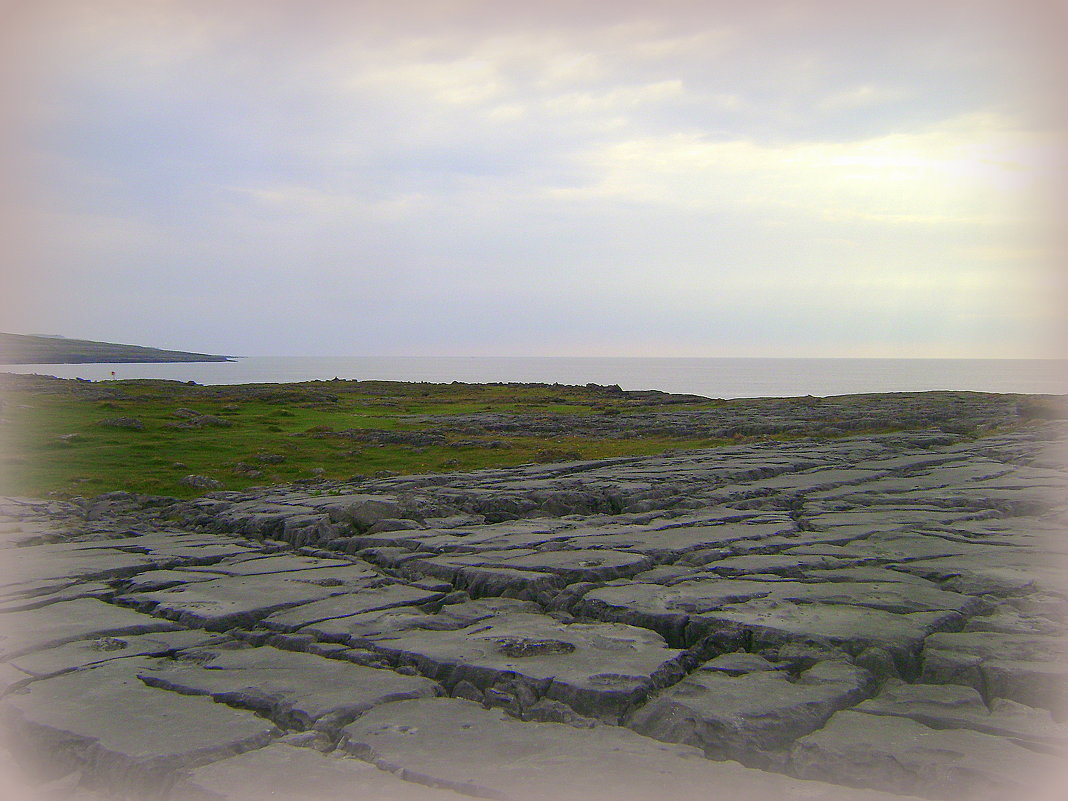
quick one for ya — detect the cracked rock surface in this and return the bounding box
[1,412,1066,800]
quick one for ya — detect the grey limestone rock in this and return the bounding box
[789,709,1065,801]
[170,742,466,801]
[921,630,1068,715]
[340,697,919,801]
[96,416,144,430]
[179,475,225,489]
[0,597,183,661]
[361,611,687,721]
[0,659,279,799]
[137,644,442,732]
[852,678,1068,753]
[626,660,874,766]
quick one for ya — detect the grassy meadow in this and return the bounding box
[0,376,728,499]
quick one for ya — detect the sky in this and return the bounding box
[2,0,1065,358]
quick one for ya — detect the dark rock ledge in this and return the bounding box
[1,421,1066,801]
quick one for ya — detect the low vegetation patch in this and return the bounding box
[0,374,1048,499]
[0,375,725,498]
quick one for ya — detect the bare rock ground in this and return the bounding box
[1,411,1066,801]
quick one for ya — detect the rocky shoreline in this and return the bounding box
[1,405,1066,800]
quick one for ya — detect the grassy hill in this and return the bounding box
[0,333,232,364]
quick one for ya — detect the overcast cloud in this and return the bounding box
[3,0,1064,357]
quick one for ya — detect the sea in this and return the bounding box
[3,357,1067,400]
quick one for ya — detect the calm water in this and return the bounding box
[3,357,1066,399]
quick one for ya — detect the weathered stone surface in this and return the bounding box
[766,581,984,616]
[341,697,919,801]
[299,597,537,646]
[699,553,853,577]
[180,553,360,577]
[921,630,1068,714]
[684,598,962,674]
[260,583,446,632]
[302,494,407,529]
[120,567,386,630]
[0,543,161,588]
[363,612,686,721]
[411,547,654,583]
[574,579,777,645]
[700,651,786,675]
[0,660,279,799]
[170,742,467,801]
[790,709,1065,801]
[114,569,228,593]
[626,660,874,766]
[558,515,797,558]
[9,629,218,678]
[853,679,1068,752]
[0,579,114,613]
[0,598,183,660]
[137,645,442,732]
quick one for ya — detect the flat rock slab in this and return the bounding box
[137,645,441,732]
[699,554,852,577]
[170,743,467,801]
[896,553,1065,597]
[181,553,360,577]
[0,543,162,588]
[0,662,31,695]
[406,563,566,598]
[799,566,940,585]
[853,678,1068,752]
[260,583,446,632]
[404,548,652,584]
[921,630,1068,714]
[341,697,918,801]
[0,659,279,799]
[852,532,984,562]
[0,579,114,613]
[790,709,1065,801]
[108,533,260,563]
[115,569,231,593]
[557,518,797,558]
[767,581,984,616]
[576,577,980,648]
[363,612,686,720]
[121,568,384,630]
[299,597,538,646]
[686,599,962,673]
[575,579,778,646]
[9,629,219,679]
[801,509,974,534]
[700,652,788,675]
[0,597,183,660]
[626,660,874,765]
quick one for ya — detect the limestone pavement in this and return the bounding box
[1,422,1066,801]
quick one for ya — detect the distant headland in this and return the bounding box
[0,333,233,364]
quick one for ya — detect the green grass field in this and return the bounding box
[0,376,730,498]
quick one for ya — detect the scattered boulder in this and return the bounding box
[178,475,224,490]
[97,417,144,430]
